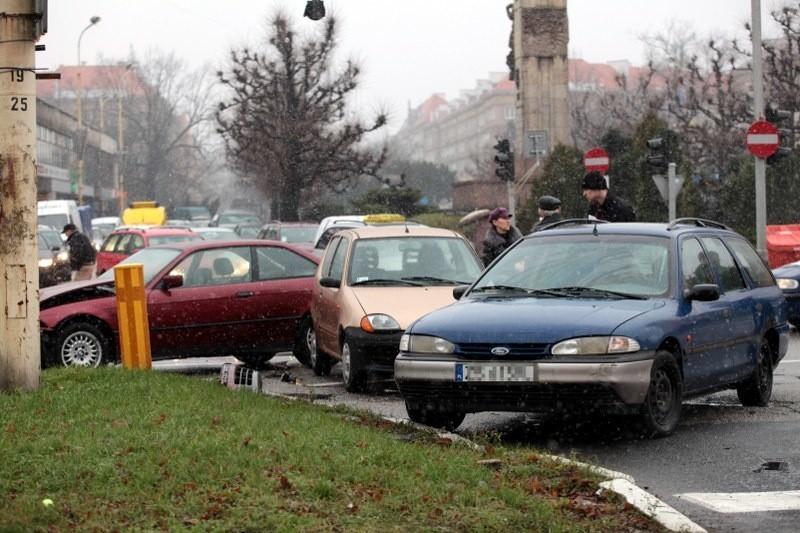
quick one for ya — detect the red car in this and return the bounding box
[95,225,202,275]
[40,240,319,369]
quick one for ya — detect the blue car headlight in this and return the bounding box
[400,333,455,354]
[552,336,640,355]
[776,278,799,290]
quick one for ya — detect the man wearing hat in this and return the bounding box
[533,195,564,231]
[62,224,97,281]
[581,170,635,222]
[481,207,523,266]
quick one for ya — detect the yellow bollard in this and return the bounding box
[114,264,152,369]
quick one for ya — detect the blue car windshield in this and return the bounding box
[96,247,182,285]
[473,235,672,298]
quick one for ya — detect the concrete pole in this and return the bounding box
[0,2,41,392]
[752,0,767,258]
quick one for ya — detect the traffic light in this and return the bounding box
[765,106,794,165]
[646,137,669,172]
[494,139,515,181]
[303,0,325,20]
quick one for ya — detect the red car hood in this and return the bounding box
[40,278,114,301]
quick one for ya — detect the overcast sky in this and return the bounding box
[37,1,783,130]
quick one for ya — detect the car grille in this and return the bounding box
[455,342,550,360]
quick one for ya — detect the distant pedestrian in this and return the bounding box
[481,207,523,266]
[533,195,564,231]
[581,171,635,222]
[62,224,97,281]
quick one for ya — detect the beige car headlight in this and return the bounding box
[400,333,455,354]
[552,336,640,355]
[38,257,54,268]
[360,314,400,333]
[777,278,799,290]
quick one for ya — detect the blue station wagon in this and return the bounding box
[394,218,790,437]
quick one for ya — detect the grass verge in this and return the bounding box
[0,367,665,531]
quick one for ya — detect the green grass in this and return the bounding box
[0,368,664,531]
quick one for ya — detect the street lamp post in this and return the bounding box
[75,15,101,206]
[116,64,134,216]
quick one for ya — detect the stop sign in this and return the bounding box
[746,121,780,159]
[584,147,610,173]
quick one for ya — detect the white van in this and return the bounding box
[38,200,83,234]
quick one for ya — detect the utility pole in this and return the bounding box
[0,1,47,392]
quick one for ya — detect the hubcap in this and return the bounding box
[342,343,351,383]
[652,368,673,417]
[62,331,102,367]
[309,330,318,365]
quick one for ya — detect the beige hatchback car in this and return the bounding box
[310,224,484,392]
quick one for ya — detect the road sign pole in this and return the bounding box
[668,163,677,222]
[752,0,767,258]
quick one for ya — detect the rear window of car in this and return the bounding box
[40,230,63,249]
[148,234,202,246]
[280,226,317,243]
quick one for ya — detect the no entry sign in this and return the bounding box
[584,147,610,173]
[746,121,780,159]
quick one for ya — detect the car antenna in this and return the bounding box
[593,221,599,236]
[404,221,409,233]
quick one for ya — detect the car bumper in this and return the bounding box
[344,327,403,374]
[394,354,655,414]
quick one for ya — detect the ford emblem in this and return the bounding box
[491,347,510,356]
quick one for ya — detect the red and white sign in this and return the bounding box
[583,147,610,173]
[746,121,780,159]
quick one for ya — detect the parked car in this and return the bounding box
[394,218,790,435]
[40,240,319,369]
[310,224,484,392]
[173,205,211,226]
[95,225,202,275]
[234,222,263,239]
[772,259,800,328]
[312,214,407,255]
[38,225,71,287]
[91,216,121,249]
[210,209,261,228]
[191,226,241,241]
[258,221,319,252]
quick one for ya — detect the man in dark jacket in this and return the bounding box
[581,171,635,222]
[481,207,523,266]
[533,195,564,231]
[62,224,97,281]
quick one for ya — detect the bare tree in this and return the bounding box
[215,13,388,221]
[120,50,217,207]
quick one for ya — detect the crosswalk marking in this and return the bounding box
[677,490,800,513]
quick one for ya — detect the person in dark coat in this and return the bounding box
[481,207,523,266]
[62,223,97,281]
[581,171,636,222]
[533,195,564,231]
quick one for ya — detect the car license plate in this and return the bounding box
[455,363,537,382]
